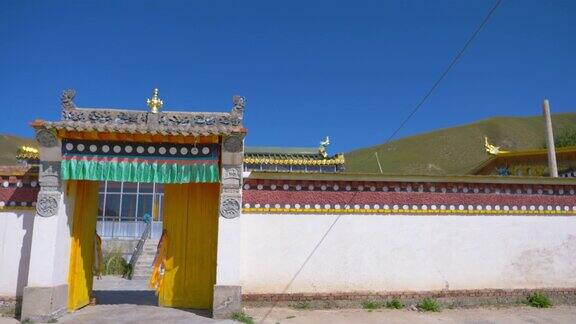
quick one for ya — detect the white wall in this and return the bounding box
[241,213,576,293]
[27,190,72,288]
[0,211,35,297]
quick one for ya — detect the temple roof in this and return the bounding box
[16,146,39,162]
[469,145,576,175]
[244,146,345,166]
[32,89,246,137]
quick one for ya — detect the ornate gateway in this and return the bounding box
[24,88,247,319]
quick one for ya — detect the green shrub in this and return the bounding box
[526,292,552,308]
[361,300,383,310]
[417,298,440,312]
[103,250,131,277]
[230,312,253,324]
[385,299,404,309]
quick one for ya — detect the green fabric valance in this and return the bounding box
[61,159,220,184]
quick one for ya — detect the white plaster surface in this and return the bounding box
[241,213,576,293]
[0,211,35,297]
[216,216,241,285]
[27,190,72,288]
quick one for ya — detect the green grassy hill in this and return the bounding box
[0,134,36,165]
[345,113,576,175]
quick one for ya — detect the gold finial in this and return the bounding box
[147,88,163,113]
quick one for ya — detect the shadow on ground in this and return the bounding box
[92,289,213,318]
[93,290,158,306]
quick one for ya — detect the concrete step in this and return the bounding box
[132,276,151,280]
[131,239,160,281]
[138,254,156,259]
[136,257,154,262]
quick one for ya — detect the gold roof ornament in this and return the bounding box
[319,136,330,158]
[484,136,510,155]
[146,88,163,114]
[16,146,39,161]
[243,154,345,166]
[20,146,39,154]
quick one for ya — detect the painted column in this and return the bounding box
[21,127,71,321]
[212,97,245,318]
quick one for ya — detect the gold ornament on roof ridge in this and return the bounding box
[484,136,510,155]
[319,136,330,158]
[20,146,39,154]
[147,88,163,114]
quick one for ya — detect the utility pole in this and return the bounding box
[542,99,558,178]
[374,152,383,174]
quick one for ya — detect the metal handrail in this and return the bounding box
[127,221,152,279]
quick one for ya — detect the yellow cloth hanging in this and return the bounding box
[149,231,169,292]
[93,233,104,278]
[67,180,100,312]
[158,183,220,309]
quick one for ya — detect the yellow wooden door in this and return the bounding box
[67,180,100,311]
[159,183,219,309]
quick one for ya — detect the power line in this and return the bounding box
[384,0,503,144]
[259,1,503,322]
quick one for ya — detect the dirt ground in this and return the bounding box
[245,305,576,324]
[2,304,576,323]
[2,278,575,323]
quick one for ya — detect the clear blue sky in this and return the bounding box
[1,1,575,153]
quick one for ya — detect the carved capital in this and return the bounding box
[36,129,58,148]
